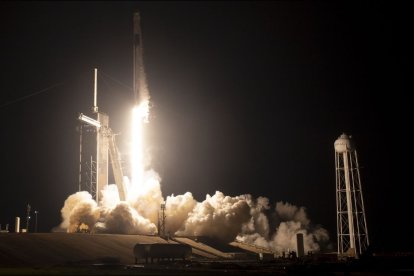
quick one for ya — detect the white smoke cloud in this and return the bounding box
[103,202,156,234]
[128,170,163,226]
[237,201,330,254]
[175,191,251,242]
[58,184,330,254]
[100,184,120,209]
[59,191,99,232]
[58,183,330,254]
[275,201,310,226]
[165,192,197,235]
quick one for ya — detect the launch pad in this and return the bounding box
[0,233,412,275]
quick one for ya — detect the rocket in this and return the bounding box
[133,11,149,105]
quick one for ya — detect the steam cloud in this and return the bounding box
[57,176,330,254]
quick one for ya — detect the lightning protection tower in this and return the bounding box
[335,133,369,259]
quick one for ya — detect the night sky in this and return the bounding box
[0,2,412,251]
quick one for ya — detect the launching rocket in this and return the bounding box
[133,11,149,105]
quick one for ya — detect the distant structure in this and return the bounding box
[158,203,166,238]
[25,204,31,233]
[296,233,305,258]
[334,133,369,259]
[15,217,20,233]
[0,224,9,233]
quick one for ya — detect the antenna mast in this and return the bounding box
[93,68,98,113]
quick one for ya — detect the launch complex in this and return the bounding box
[1,10,412,276]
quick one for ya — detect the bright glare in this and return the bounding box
[129,100,150,198]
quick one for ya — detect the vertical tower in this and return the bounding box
[96,112,109,202]
[93,68,109,203]
[78,68,126,203]
[335,133,369,259]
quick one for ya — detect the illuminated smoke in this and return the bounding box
[103,202,156,235]
[175,191,251,242]
[58,191,99,233]
[236,201,330,254]
[58,180,330,253]
[165,192,197,235]
[57,98,330,253]
[128,170,163,226]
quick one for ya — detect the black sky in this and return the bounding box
[0,1,412,251]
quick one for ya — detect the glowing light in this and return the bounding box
[78,113,101,128]
[130,100,150,198]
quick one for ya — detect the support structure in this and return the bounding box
[78,68,126,203]
[335,133,369,259]
[78,124,83,192]
[108,132,127,200]
[88,155,97,200]
[96,112,109,202]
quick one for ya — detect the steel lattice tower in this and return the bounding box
[335,133,369,259]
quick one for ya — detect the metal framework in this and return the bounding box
[84,155,97,200]
[77,69,126,203]
[335,133,369,259]
[78,123,98,197]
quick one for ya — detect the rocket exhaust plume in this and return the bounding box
[56,12,331,255]
[133,11,149,106]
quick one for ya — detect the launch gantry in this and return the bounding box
[78,69,127,203]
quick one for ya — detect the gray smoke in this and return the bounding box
[237,201,330,254]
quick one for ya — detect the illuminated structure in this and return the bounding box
[78,69,127,203]
[334,133,369,259]
[78,11,148,203]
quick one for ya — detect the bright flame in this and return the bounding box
[129,100,150,198]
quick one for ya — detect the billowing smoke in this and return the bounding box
[59,191,99,233]
[58,91,330,253]
[236,201,330,254]
[175,191,251,242]
[58,180,330,253]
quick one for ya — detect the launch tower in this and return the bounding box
[78,69,127,203]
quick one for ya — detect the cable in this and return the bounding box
[99,70,133,91]
[0,82,64,108]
